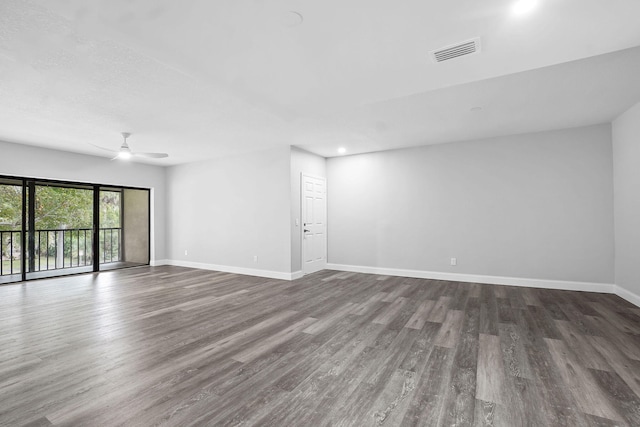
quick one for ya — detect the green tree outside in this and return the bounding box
[0,186,121,230]
[0,185,22,231]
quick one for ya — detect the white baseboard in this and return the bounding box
[326,263,615,294]
[165,259,297,281]
[615,285,640,307]
[152,260,639,307]
[291,271,304,280]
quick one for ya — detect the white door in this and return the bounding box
[302,174,327,275]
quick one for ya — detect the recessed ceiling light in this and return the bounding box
[470,106,483,112]
[337,147,346,155]
[512,0,538,15]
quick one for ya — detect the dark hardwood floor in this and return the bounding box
[1,266,639,426]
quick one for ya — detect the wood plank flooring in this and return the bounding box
[0,266,639,426]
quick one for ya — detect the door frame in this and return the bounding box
[301,173,327,275]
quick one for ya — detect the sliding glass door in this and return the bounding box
[25,182,95,280]
[0,175,150,284]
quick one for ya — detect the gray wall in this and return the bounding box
[166,146,291,274]
[290,147,327,273]
[0,140,167,261]
[327,124,615,283]
[613,102,640,298]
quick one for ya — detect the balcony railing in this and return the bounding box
[0,227,122,276]
[0,230,21,276]
[100,227,121,264]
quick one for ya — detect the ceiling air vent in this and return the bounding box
[430,38,481,63]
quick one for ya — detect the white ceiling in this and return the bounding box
[1,0,640,164]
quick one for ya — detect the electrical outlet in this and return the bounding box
[253,255,258,263]
[185,250,188,256]
[450,257,457,266]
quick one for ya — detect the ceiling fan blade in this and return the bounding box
[133,152,169,158]
[89,133,168,159]
[89,142,118,153]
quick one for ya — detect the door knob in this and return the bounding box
[304,229,310,233]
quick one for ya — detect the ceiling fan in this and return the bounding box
[92,132,168,160]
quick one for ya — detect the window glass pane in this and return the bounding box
[99,190,122,265]
[0,181,23,283]
[35,186,93,230]
[100,191,121,228]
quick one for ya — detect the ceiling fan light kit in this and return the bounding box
[91,132,168,160]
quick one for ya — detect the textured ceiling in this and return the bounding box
[1,0,640,164]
